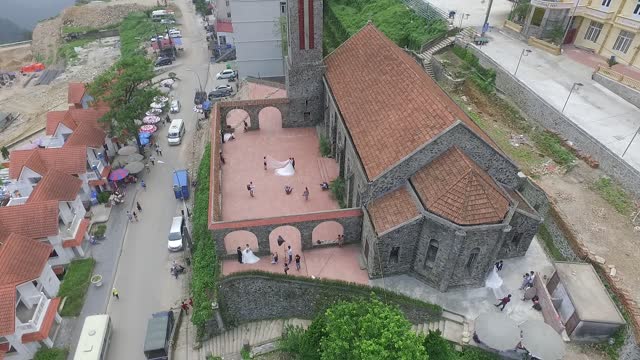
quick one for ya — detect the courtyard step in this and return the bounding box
[317,158,329,184]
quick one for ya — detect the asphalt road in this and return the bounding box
[106,1,227,359]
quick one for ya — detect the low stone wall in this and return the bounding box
[527,37,561,56]
[458,40,640,198]
[593,72,640,109]
[245,76,286,90]
[431,56,465,92]
[504,20,523,33]
[215,273,442,335]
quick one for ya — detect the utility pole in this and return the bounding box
[482,0,494,36]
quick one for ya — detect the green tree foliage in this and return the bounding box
[451,46,496,93]
[424,330,457,360]
[87,56,160,141]
[33,348,68,360]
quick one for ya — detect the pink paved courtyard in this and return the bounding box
[222,244,369,284]
[220,84,340,222]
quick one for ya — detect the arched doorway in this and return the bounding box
[225,109,251,131]
[311,221,344,246]
[258,106,282,131]
[268,225,301,258]
[224,230,259,254]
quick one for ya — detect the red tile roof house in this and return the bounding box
[209,20,549,292]
[0,190,89,268]
[0,232,62,359]
[67,82,94,109]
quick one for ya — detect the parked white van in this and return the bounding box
[168,216,184,251]
[167,119,185,145]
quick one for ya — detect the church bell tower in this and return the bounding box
[285,0,324,127]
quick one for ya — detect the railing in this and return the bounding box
[596,65,640,91]
[399,0,447,22]
[531,0,576,9]
[60,215,82,239]
[16,294,48,334]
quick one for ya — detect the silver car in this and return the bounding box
[216,69,236,79]
[170,100,181,113]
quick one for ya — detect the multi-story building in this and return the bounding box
[230,0,288,79]
[571,0,640,67]
[0,232,62,360]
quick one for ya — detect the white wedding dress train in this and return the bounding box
[275,161,295,176]
[485,268,503,289]
[242,249,260,264]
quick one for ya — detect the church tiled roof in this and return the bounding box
[411,147,510,226]
[367,185,420,234]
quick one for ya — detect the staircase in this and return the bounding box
[198,313,471,359]
[316,158,331,184]
[418,27,477,77]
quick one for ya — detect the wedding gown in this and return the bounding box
[275,161,295,176]
[242,248,260,264]
[485,267,503,289]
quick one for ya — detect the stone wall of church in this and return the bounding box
[368,218,423,278]
[499,210,543,259]
[411,217,460,290]
[360,210,377,276]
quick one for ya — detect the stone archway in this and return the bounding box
[268,225,301,258]
[225,109,251,132]
[258,106,283,131]
[224,230,259,254]
[312,221,344,246]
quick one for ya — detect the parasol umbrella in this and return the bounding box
[140,125,158,133]
[154,95,169,103]
[139,133,151,146]
[474,313,521,351]
[150,102,164,109]
[108,168,129,181]
[124,161,145,174]
[146,108,162,116]
[117,145,138,156]
[143,116,161,124]
[160,79,174,87]
[520,320,565,360]
[127,154,144,163]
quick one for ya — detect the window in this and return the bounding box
[424,240,439,269]
[280,1,286,14]
[634,1,640,15]
[49,249,59,258]
[227,11,231,18]
[601,0,612,7]
[219,35,227,45]
[613,30,635,53]
[225,0,229,6]
[389,247,400,263]
[584,21,603,42]
[511,232,524,250]
[465,248,480,274]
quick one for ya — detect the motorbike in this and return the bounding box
[170,264,186,278]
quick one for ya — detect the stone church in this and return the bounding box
[281,0,547,291]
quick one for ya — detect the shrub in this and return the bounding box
[58,258,96,316]
[451,46,496,93]
[34,348,68,360]
[592,177,634,216]
[319,135,331,157]
[92,224,107,238]
[97,191,111,204]
[424,329,457,360]
[330,176,346,208]
[531,131,575,167]
[537,224,565,261]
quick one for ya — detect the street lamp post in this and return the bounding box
[622,125,640,158]
[514,49,532,76]
[562,82,583,113]
[459,13,470,29]
[481,0,494,36]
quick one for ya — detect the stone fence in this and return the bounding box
[203,272,443,339]
[592,66,640,109]
[457,39,640,198]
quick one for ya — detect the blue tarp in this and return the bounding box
[202,100,211,111]
[172,169,189,199]
[139,132,151,145]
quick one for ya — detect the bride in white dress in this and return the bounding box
[266,156,295,177]
[242,245,260,264]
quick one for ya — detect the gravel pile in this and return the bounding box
[31,17,63,61]
[62,3,150,29]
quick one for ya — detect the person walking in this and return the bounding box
[284,262,289,275]
[291,157,296,169]
[133,211,139,222]
[145,163,151,173]
[180,301,189,314]
[141,180,147,191]
[287,246,293,264]
[126,211,133,222]
[136,201,143,212]
[495,260,503,272]
[263,156,267,170]
[519,273,530,290]
[157,147,163,156]
[302,187,309,201]
[112,288,119,300]
[295,254,301,271]
[149,155,156,166]
[237,247,243,263]
[494,294,512,311]
[247,182,255,197]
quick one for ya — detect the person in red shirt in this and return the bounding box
[495,294,512,311]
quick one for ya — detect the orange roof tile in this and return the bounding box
[0,201,60,239]
[27,170,82,203]
[68,82,86,105]
[411,147,510,225]
[8,147,87,179]
[367,186,420,234]
[63,219,89,248]
[0,233,53,337]
[45,110,72,136]
[324,24,497,180]
[64,121,107,148]
[67,107,109,130]
[22,297,61,343]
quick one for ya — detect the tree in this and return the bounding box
[87,56,160,144]
[318,297,427,360]
[424,329,457,360]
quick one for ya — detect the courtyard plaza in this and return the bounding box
[218,82,366,284]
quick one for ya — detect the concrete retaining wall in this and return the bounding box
[593,72,640,109]
[431,56,465,92]
[458,40,640,198]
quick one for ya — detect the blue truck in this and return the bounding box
[172,169,189,200]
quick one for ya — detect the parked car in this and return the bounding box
[160,19,176,24]
[208,88,232,99]
[216,69,236,79]
[167,216,184,251]
[194,90,207,105]
[170,100,181,113]
[154,57,173,67]
[168,30,181,37]
[214,84,233,92]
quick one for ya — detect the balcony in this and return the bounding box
[615,14,640,30]
[15,294,48,334]
[59,215,82,240]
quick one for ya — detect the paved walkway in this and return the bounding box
[564,46,640,82]
[421,0,512,28]
[476,29,640,171]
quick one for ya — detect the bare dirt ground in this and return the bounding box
[31,16,63,64]
[0,37,121,148]
[0,44,33,71]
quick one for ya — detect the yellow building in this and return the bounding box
[572,0,640,68]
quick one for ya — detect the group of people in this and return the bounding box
[492,262,539,312]
[125,201,144,223]
[236,244,303,274]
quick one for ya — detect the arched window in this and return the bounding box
[389,247,400,264]
[465,248,480,274]
[424,240,439,269]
